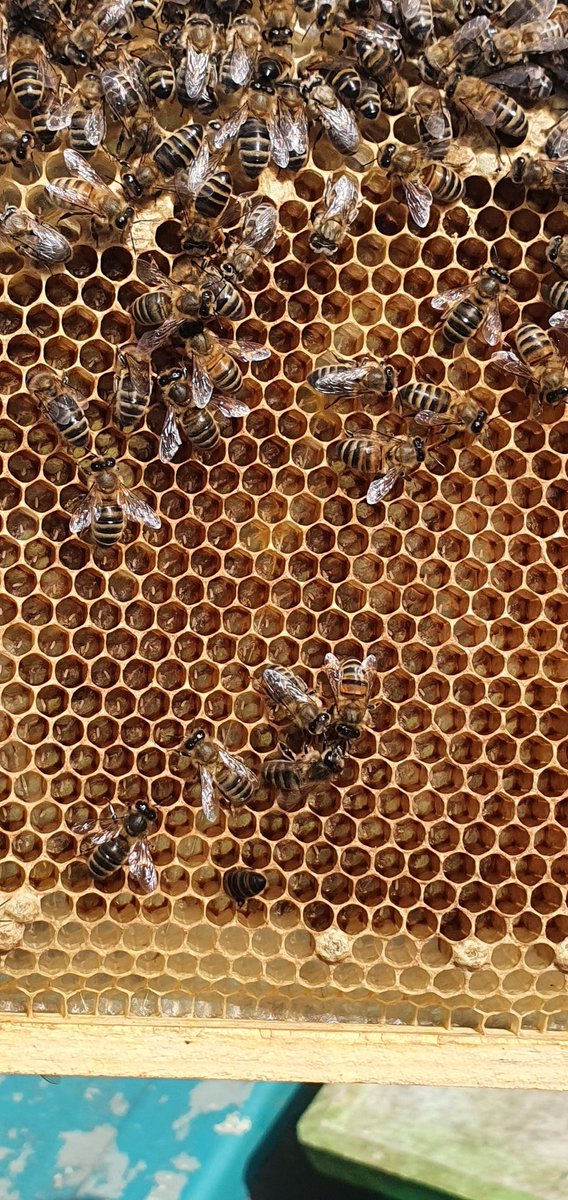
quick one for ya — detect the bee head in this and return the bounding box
[158,366,186,387]
[472,409,487,435]
[135,801,158,823]
[511,157,526,184]
[17,132,33,159]
[445,74,461,98]
[323,745,344,772]
[379,143,396,170]
[122,172,143,199]
[316,2,332,26]
[487,266,509,285]
[72,48,89,66]
[266,27,292,44]
[413,436,425,463]
[308,711,331,736]
[335,722,360,742]
[90,456,116,473]
[178,320,203,339]
[183,729,206,752]
[116,208,134,230]
[547,386,568,405]
[384,365,396,392]
[349,0,370,12]
[547,236,561,263]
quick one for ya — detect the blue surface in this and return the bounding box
[0,1075,297,1199]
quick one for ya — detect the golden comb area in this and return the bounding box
[0,8,567,1046]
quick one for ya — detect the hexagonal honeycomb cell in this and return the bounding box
[0,19,566,1038]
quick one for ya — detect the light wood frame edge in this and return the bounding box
[0,1017,565,1086]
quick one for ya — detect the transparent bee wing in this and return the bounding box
[71,817,100,836]
[321,101,359,154]
[218,749,257,788]
[84,105,106,146]
[362,654,378,674]
[242,201,278,249]
[345,21,401,50]
[137,319,183,356]
[502,0,557,25]
[480,302,502,346]
[128,839,157,893]
[490,349,533,377]
[546,121,568,158]
[46,94,76,131]
[96,0,132,32]
[431,283,472,310]
[307,364,370,395]
[453,14,492,47]
[177,143,211,198]
[400,0,421,16]
[418,105,451,142]
[42,394,83,427]
[550,160,568,187]
[414,408,453,427]
[210,107,247,152]
[230,34,255,86]
[199,765,220,824]
[122,349,151,395]
[267,113,290,169]
[323,652,342,702]
[279,97,309,157]
[366,468,401,504]
[224,339,270,362]
[262,666,315,726]
[549,310,568,328]
[64,148,106,187]
[6,218,71,266]
[137,257,172,290]
[45,178,101,216]
[160,406,183,463]
[185,45,210,101]
[67,491,97,534]
[215,394,250,418]
[402,178,433,227]
[118,486,161,530]
[324,174,360,220]
[79,827,115,854]
[192,355,214,408]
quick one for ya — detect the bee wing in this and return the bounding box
[400,0,421,16]
[41,394,83,427]
[215,394,250,418]
[279,96,309,157]
[72,817,101,837]
[221,339,270,362]
[480,301,502,346]
[45,178,101,216]
[199,766,220,824]
[267,111,290,169]
[96,0,132,32]
[503,0,557,25]
[67,490,97,534]
[323,652,342,702]
[362,654,378,676]
[160,406,183,463]
[4,218,71,265]
[418,106,451,142]
[84,105,106,147]
[402,178,432,228]
[218,749,257,788]
[64,148,106,186]
[229,32,255,86]
[46,94,76,131]
[453,14,492,48]
[176,144,211,199]
[122,349,151,395]
[242,201,279,250]
[185,40,211,100]
[431,283,472,311]
[345,21,401,50]
[79,828,115,853]
[209,107,247,152]
[324,175,360,220]
[490,349,534,378]
[137,319,184,357]
[137,257,172,290]
[128,839,157,894]
[414,409,454,428]
[366,468,401,504]
[307,364,370,395]
[118,486,161,530]
[262,666,312,724]
[546,121,568,158]
[192,355,214,408]
[549,310,568,329]
[321,102,359,154]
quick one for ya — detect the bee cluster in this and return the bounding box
[0,0,566,1022]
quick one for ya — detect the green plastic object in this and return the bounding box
[298,1083,568,1200]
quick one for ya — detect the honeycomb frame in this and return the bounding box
[0,25,567,1082]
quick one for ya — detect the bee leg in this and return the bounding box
[90,218,99,247]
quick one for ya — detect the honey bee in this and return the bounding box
[157,362,249,462]
[419,17,489,83]
[0,116,34,167]
[476,5,568,71]
[413,85,454,159]
[141,318,269,405]
[46,148,135,240]
[131,256,244,337]
[67,455,161,546]
[492,324,568,410]
[309,173,361,257]
[101,50,151,123]
[73,801,158,892]
[218,15,262,92]
[545,110,568,158]
[323,653,378,742]
[431,266,510,346]
[445,74,528,143]
[223,868,267,906]
[300,74,360,154]
[308,354,397,399]
[400,0,433,43]
[3,33,61,113]
[121,120,204,201]
[0,205,71,266]
[263,744,345,794]
[342,25,408,112]
[484,64,553,101]
[131,39,175,102]
[178,14,217,106]
[299,54,380,121]
[209,75,293,177]
[180,729,257,824]
[259,664,330,741]
[220,198,279,285]
[547,235,568,279]
[379,142,464,228]
[431,0,477,35]
[174,142,237,258]
[398,381,489,440]
[262,0,296,47]
[548,279,568,326]
[336,431,426,503]
[29,367,91,453]
[46,74,106,157]
[113,345,152,433]
[63,0,136,65]
[511,154,568,198]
